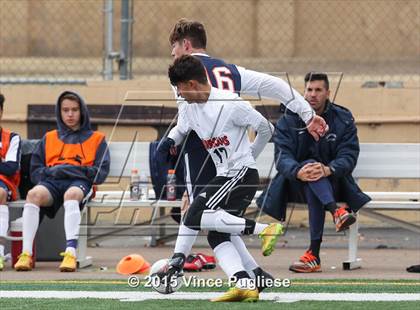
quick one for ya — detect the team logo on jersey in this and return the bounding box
[202,135,230,150]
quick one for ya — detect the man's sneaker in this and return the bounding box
[211,287,259,302]
[59,252,77,272]
[14,252,33,271]
[289,250,321,273]
[0,256,4,271]
[259,223,284,256]
[183,254,204,272]
[196,253,216,269]
[253,267,274,292]
[334,207,356,232]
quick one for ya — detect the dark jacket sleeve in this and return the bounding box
[328,116,360,177]
[273,117,301,180]
[90,138,110,184]
[30,137,48,184]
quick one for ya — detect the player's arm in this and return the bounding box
[90,137,110,185]
[232,100,274,159]
[158,103,190,154]
[0,133,21,176]
[238,68,327,140]
[30,137,49,184]
[327,116,359,177]
[273,117,301,179]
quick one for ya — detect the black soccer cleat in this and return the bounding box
[253,267,275,292]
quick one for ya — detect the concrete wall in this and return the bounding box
[1,79,418,142]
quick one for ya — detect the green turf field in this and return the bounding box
[1,279,419,309]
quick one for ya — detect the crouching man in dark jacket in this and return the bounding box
[260,72,370,273]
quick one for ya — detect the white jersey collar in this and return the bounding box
[191,52,210,57]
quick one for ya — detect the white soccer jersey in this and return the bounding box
[0,133,20,163]
[168,87,272,177]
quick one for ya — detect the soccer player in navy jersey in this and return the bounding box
[161,19,327,294]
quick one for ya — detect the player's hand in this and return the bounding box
[306,115,329,141]
[297,162,324,182]
[157,138,176,157]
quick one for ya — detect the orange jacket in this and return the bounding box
[45,129,105,167]
[0,129,20,200]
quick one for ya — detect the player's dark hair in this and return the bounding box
[168,55,208,86]
[304,72,330,90]
[0,93,4,110]
[169,18,207,49]
[59,93,81,106]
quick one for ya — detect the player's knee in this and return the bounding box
[207,231,230,249]
[0,188,8,204]
[63,187,84,201]
[26,188,48,205]
[183,197,206,231]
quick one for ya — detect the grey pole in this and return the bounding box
[120,0,132,80]
[103,0,114,80]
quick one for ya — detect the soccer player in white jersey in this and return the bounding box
[159,55,283,302]
[164,18,328,291]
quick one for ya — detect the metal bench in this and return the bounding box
[7,142,420,270]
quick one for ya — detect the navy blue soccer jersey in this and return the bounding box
[194,54,241,94]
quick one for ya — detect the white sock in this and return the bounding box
[22,203,40,255]
[0,205,8,258]
[65,246,77,257]
[0,205,9,237]
[174,223,198,255]
[213,241,245,278]
[64,200,81,241]
[231,235,259,272]
[253,223,268,235]
[200,209,246,234]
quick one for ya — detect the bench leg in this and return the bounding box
[342,212,362,270]
[77,209,92,268]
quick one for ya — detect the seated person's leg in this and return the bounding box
[0,186,9,269]
[59,182,90,272]
[306,177,355,232]
[23,185,54,254]
[15,185,53,271]
[62,186,84,257]
[289,184,323,273]
[304,184,325,259]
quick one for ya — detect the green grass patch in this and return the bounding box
[1,278,419,293]
[1,299,419,310]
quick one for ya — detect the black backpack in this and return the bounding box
[18,139,40,199]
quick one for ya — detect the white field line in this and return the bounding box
[1,291,420,302]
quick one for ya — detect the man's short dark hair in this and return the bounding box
[169,18,207,49]
[168,55,208,86]
[304,72,330,90]
[0,94,4,110]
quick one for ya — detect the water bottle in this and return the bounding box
[139,171,149,200]
[166,169,176,201]
[130,168,140,200]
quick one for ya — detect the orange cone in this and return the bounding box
[116,254,149,275]
[136,260,151,274]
